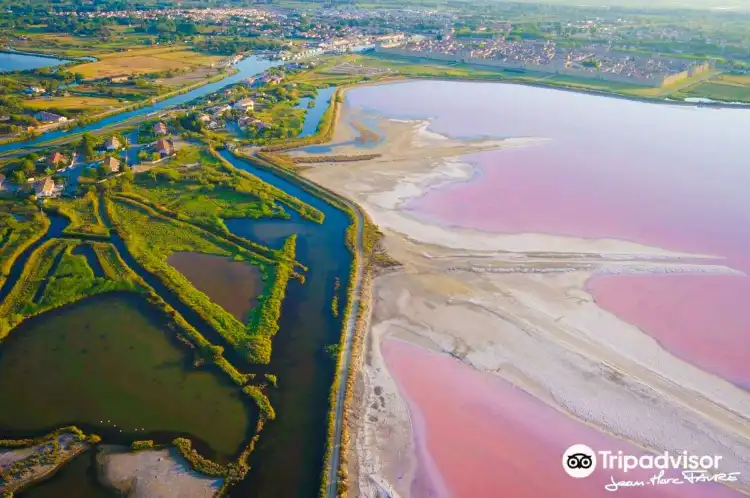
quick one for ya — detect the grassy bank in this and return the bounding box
[0,206,50,290]
[244,234,297,364]
[209,147,325,223]
[46,190,109,238]
[0,238,141,339]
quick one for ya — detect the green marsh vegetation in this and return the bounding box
[259,88,343,153]
[0,139,314,490]
[0,201,50,289]
[46,190,109,239]
[103,193,300,364]
[0,238,141,338]
[126,145,323,230]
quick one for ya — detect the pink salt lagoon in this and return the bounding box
[348,81,750,387]
[383,339,743,498]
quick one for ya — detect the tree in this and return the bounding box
[177,22,197,36]
[12,170,26,184]
[21,160,35,175]
[120,167,134,183]
[80,133,98,161]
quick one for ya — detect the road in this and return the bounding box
[325,195,365,498]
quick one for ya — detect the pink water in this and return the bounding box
[348,81,750,386]
[382,338,744,498]
[587,274,750,388]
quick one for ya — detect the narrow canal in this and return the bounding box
[296,86,337,138]
[222,151,353,498]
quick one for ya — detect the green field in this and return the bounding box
[23,96,123,112]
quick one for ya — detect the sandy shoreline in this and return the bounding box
[299,93,750,497]
[97,445,222,497]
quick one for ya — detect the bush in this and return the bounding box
[172,438,228,477]
[131,440,155,450]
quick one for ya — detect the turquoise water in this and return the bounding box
[296,86,337,138]
[0,52,70,73]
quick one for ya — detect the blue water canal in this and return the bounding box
[296,86,337,138]
[0,56,277,154]
[221,150,352,497]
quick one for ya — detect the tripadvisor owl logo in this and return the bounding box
[563,444,597,478]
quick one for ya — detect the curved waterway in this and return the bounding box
[296,86,337,138]
[0,55,277,154]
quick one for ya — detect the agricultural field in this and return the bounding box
[154,67,220,88]
[8,32,157,58]
[673,72,750,102]
[73,47,225,80]
[23,96,123,112]
[713,73,750,85]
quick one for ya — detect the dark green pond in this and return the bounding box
[0,293,254,462]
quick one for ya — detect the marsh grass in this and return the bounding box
[48,191,109,238]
